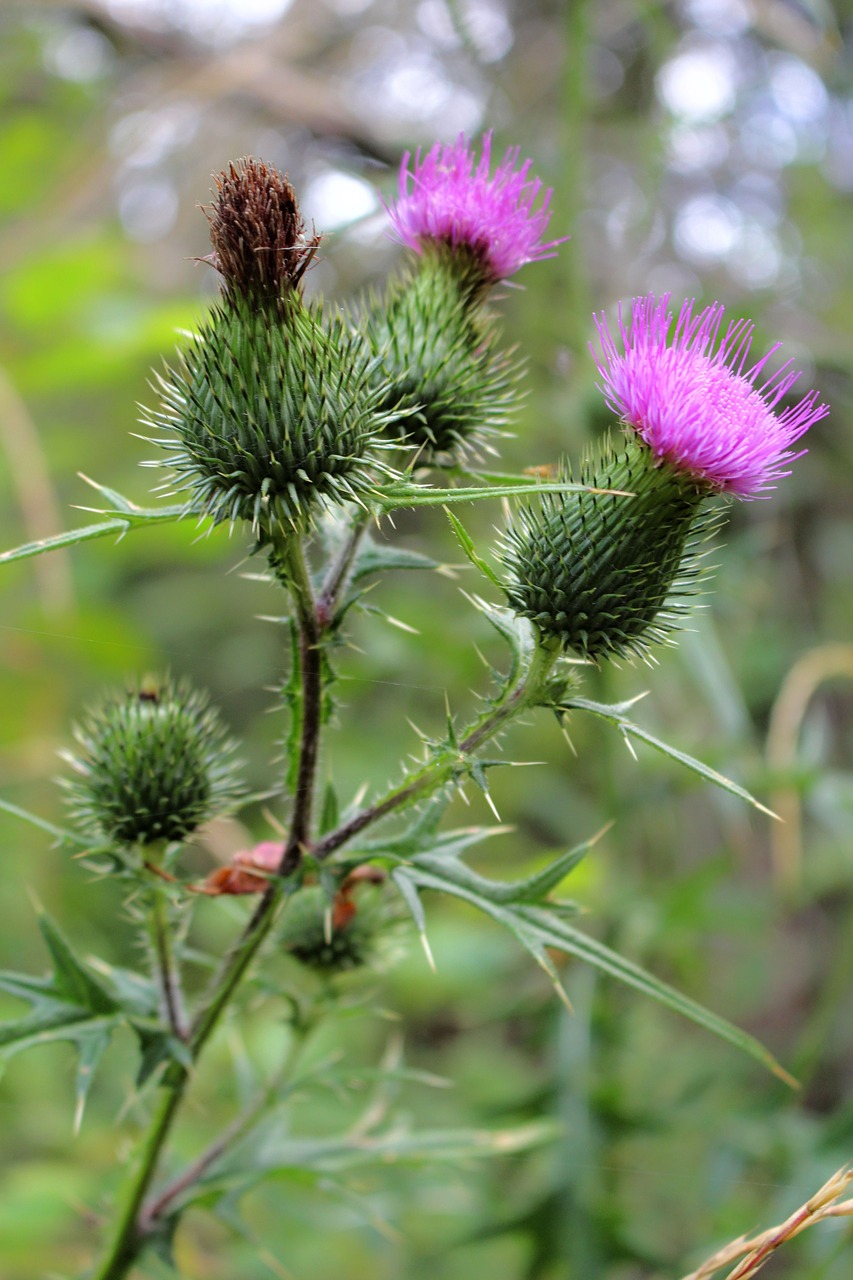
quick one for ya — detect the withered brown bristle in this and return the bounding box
[204,157,319,301]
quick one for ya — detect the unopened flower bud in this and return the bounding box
[280,882,380,973]
[502,439,716,662]
[363,245,519,459]
[63,678,243,849]
[204,157,319,304]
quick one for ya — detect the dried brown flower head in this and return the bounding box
[203,157,320,301]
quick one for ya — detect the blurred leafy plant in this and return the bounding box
[0,138,831,1280]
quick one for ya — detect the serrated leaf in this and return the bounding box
[132,1022,194,1087]
[0,496,193,566]
[391,860,795,1086]
[566,695,777,817]
[183,1117,559,1207]
[0,912,124,1124]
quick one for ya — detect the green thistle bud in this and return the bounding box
[63,678,243,849]
[363,244,520,460]
[502,438,720,662]
[143,159,395,539]
[280,885,378,973]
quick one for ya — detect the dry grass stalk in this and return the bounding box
[680,1165,853,1280]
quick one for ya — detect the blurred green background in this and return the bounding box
[2,1,853,1277]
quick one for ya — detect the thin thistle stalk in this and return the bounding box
[89,538,327,1279]
[140,1013,314,1233]
[316,508,371,628]
[144,861,188,1042]
[313,638,560,862]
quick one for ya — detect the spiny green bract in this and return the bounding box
[362,244,520,460]
[502,437,721,662]
[145,295,395,541]
[63,679,243,848]
[280,885,377,973]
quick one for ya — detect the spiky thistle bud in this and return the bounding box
[502,438,718,662]
[279,884,380,973]
[362,243,520,458]
[364,131,565,462]
[144,158,395,539]
[62,678,243,849]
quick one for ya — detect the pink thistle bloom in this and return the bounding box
[386,131,567,283]
[592,294,829,498]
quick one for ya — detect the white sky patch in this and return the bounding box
[769,54,829,125]
[657,43,738,122]
[106,0,295,39]
[303,170,379,230]
[673,193,742,264]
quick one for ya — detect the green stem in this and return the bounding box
[88,535,326,1279]
[88,1082,187,1280]
[140,1012,314,1230]
[312,639,560,861]
[145,863,188,1042]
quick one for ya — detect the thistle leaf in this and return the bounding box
[0,913,124,1126]
[566,695,777,817]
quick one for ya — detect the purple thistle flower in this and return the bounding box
[592,294,829,498]
[385,132,566,283]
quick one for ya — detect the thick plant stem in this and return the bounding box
[313,638,560,861]
[274,533,323,869]
[88,1082,187,1280]
[88,535,325,1280]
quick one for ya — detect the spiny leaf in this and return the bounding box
[391,860,796,1086]
[566,695,777,817]
[0,490,194,566]
[186,1117,560,1204]
[0,912,124,1125]
[0,797,89,847]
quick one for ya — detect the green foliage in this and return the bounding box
[0,912,130,1129]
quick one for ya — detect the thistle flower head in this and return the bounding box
[592,294,829,498]
[204,157,319,302]
[502,438,718,663]
[386,132,565,284]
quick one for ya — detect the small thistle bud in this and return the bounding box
[363,244,520,459]
[280,884,378,973]
[204,157,319,303]
[63,678,243,849]
[502,438,718,662]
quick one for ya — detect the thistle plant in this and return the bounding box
[0,138,832,1278]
